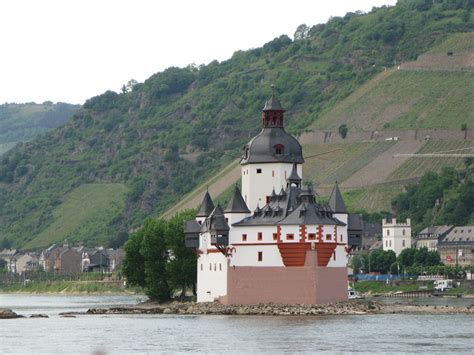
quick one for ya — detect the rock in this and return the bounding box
[30,314,49,318]
[163,308,172,314]
[61,314,76,318]
[0,308,19,319]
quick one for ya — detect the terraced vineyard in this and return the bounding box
[303,141,395,186]
[25,183,129,249]
[341,184,405,212]
[388,140,473,181]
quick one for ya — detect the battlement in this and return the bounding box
[382,218,411,227]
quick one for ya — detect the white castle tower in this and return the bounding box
[382,218,412,256]
[240,89,303,212]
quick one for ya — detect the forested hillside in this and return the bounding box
[0,0,472,248]
[0,102,80,152]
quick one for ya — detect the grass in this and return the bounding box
[427,32,474,54]
[354,281,434,294]
[389,140,473,181]
[25,183,129,249]
[0,142,17,156]
[311,70,474,131]
[0,280,143,294]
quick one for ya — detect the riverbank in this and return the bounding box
[82,299,473,317]
[0,281,143,295]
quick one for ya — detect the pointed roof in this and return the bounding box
[263,95,284,111]
[225,186,251,214]
[329,182,347,214]
[209,204,230,231]
[287,163,302,186]
[196,190,215,217]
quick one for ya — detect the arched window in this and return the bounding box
[274,144,284,155]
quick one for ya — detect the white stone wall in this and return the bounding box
[197,230,228,302]
[241,163,302,212]
[229,225,284,267]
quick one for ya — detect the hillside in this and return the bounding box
[0,102,80,155]
[0,1,473,249]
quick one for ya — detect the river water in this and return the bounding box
[1,294,473,354]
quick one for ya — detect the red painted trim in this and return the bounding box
[317,225,323,242]
[299,224,307,242]
[207,249,221,253]
[231,242,346,247]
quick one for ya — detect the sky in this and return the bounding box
[0,0,397,104]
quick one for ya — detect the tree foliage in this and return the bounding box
[392,168,474,232]
[121,210,197,301]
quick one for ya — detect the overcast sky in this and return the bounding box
[0,0,397,104]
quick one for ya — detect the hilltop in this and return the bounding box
[0,1,473,248]
[0,102,80,156]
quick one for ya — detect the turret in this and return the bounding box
[196,190,215,224]
[240,88,304,211]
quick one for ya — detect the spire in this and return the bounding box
[328,181,347,214]
[287,163,301,188]
[225,186,251,214]
[196,190,215,217]
[209,204,230,231]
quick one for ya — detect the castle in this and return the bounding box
[185,93,353,304]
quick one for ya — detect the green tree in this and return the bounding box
[141,219,171,302]
[350,255,362,274]
[166,210,197,298]
[338,124,348,139]
[0,237,12,249]
[122,230,146,288]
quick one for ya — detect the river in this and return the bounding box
[1,294,473,354]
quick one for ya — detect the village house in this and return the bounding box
[437,226,474,267]
[415,225,453,251]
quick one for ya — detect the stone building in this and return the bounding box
[415,225,453,251]
[382,218,411,256]
[437,226,474,267]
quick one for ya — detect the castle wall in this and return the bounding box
[197,251,227,302]
[225,264,348,305]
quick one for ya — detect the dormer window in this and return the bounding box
[274,144,284,156]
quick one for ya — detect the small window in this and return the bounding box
[198,221,202,225]
[258,251,263,262]
[200,264,203,271]
[286,234,294,240]
[340,234,343,242]
[326,234,332,241]
[272,170,275,177]
[258,232,263,241]
[274,144,284,155]
[225,218,228,223]
[214,263,217,271]
[209,264,212,271]
[242,234,247,241]
[402,240,405,247]
[389,240,392,247]
[387,229,390,236]
[333,251,336,260]
[219,264,222,271]
[402,229,405,236]
[256,168,262,174]
[273,233,278,241]
[308,233,316,240]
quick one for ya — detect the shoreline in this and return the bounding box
[78,299,474,317]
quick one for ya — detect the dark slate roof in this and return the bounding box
[439,226,474,245]
[225,186,251,214]
[209,205,230,232]
[328,182,347,214]
[184,220,202,234]
[233,185,345,227]
[287,163,301,185]
[196,191,215,217]
[417,225,453,239]
[240,127,304,165]
[348,214,363,232]
[263,95,284,111]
